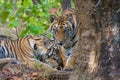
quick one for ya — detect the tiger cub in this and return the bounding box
[0,35,57,71]
[39,37,67,70]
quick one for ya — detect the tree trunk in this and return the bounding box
[73,0,120,80]
[62,0,71,11]
[32,0,40,5]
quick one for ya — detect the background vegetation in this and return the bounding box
[0,0,63,38]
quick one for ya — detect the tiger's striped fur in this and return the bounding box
[0,35,57,71]
[39,37,67,70]
[49,8,78,70]
[46,42,67,70]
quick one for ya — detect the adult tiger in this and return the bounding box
[0,35,57,71]
[49,8,78,70]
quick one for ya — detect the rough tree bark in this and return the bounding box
[73,0,120,80]
[62,0,71,11]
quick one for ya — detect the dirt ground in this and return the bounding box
[0,62,47,80]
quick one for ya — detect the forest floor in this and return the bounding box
[0,62,47,80]
[0,62,72,80]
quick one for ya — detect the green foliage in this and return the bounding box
[0,0,61,37]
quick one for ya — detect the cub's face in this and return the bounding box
[28,36,48,55]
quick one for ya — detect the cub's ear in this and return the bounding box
[50,15,57,23]
[28,39,37,50]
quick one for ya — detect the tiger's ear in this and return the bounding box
[28,39,37,50]
[43,37,54,49]
[67,15,73,23]
[50,15,57,23]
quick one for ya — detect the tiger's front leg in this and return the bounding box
[64,50,78,71]
[64,55,75,71]
[0,58,22,64]
[60,47,67,67]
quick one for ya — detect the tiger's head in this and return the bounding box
[50,15,74,45]
[37,37,64,70]
[27,35,48,55]
[50,8,77,46]
[29,35,55,62]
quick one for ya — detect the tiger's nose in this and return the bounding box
[58,41,63,45]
